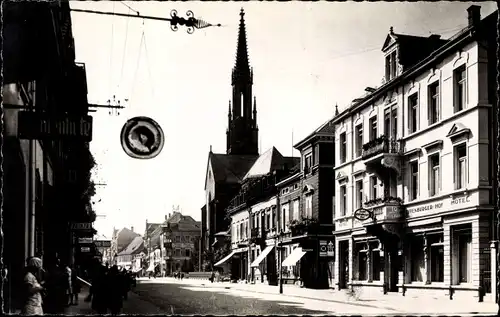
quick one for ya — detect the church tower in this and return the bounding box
[226,8,259,156]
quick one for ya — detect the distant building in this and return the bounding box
[110,227,140,265]
[116,236,145,271]
[161,211,202,274]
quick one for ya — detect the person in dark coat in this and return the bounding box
[70,265,81,305]
[107,266,123,315]
[43,258,67,314]
[89,265,108,314]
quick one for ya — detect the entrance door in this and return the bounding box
[339,241,349,289]
[388,248,399,292]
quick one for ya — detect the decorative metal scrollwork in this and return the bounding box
[168,9,221,34]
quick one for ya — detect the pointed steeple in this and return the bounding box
[253,96,257,124]
[335,104,339,116]
[232,8,252,86]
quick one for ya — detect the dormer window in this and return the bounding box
[303,153,312,174]
[385,50,398,81]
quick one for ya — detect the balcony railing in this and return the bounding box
[362,136,403,160]
[363,196,404,223]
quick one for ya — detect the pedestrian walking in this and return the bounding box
[43,257,67,314]
[64,264,72,306]
[88,264,108,314]
[21,257,45,315]
[210,271,215,283]
[70,265,81,305]
[107,266,124,315]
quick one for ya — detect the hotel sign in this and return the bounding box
[94,240,111,248]
[18,111,93,142]
[406,195,472,217]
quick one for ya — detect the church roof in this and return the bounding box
[243,147,299,180]
[209,153,259,185]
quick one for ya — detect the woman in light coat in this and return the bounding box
[22,257,45,315]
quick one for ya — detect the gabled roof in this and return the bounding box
[294,117,336,150]
[205,152,259,187]
[145,223,161,237]
[243,147,286,180]
[117,236,145,256]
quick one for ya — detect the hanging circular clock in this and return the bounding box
[120,116,165,159]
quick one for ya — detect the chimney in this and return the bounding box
[467,5,481,27]
[131,226,134,232]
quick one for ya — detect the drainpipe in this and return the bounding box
[28,81,37,258]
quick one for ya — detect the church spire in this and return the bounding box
[232,8,252,86]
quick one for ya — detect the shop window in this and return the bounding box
[357,246,368,281]
[411,237,425,282]
[430,244,444,282]
[372,250,381,281]
[458,230,472,283]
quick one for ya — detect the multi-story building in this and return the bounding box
[116,236,145,270]
[3,1,94,312]
[201,9,261,270]
[332,6,497,301]
[275,118,336,289]
[160,211,202,275]
[220,147,298,283]
[110,227,140,265]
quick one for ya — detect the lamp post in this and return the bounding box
[278,230,284,294]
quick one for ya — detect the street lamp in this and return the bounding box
[277,229,284,294]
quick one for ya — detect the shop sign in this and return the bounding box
[94,240,111,248]
[18,111,93,142]
[71,222,92,230]
[407,195,472,216]
[78,237,93,244]
[319,240,327,257]
[327,241,334,257]
[353,208,373,221]
[80,247,91,253]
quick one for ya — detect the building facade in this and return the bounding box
[276,118,336,289]
[332,6,498,301]
[201,9,262,271]
[3,1,95,312]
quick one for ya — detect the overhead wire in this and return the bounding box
[129,19,146,109]
[118,8,131,93]
[109,2,116,97]
[142,23,156,103]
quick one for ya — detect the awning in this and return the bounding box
[214,249,244,267]
[250,245,275,268]
[282,247,307,267]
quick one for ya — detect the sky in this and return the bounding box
[69,1,498,238]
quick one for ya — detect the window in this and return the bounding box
[357,247,368,280]
[185,235,190,243]
[429,154,440,196]
[355,179,364,209]
[282,204,290,231]
[370,176,378,200]
[384,109,391,137]
[176,236,181,242]
[272,207,277,229]
[293,199,300,220]
[430,243,444,282]
[454,65,466,112]
[185,249,190,257]
[266,212,271,230]
[428,82,440,125]
[305,195,312,218]
[410,161,419,201]
[175,248,181,257]
[355,124,363,158]
[239,223,243,240]
[391,109,398,139]
[372,250,381,281]
[385,51,397,81]
[340,132,347,163]
[458,232,472,283]
[340,185,347,216]
[304,154,313,174]
[408,93,419,134]
[369,117,378,141]
[455,144,467,189]
[411,237,425,282]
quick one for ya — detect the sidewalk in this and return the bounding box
[152,277,499,315]
[66,283,163,315]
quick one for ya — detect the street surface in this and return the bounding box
[66,277,499,315]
